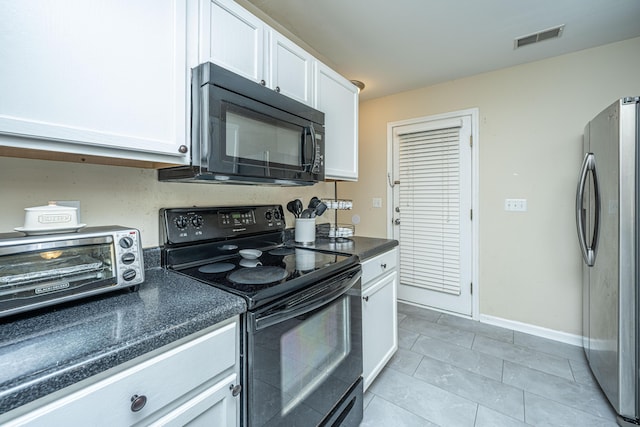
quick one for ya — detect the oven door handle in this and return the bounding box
[252,268,362,332]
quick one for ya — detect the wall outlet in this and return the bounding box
[372,198,382,208]
[504,198,527,212]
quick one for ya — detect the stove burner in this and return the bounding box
[198,262,235,274]
[228,266,289,285]
[269,247,295,256]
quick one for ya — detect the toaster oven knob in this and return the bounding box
[119,236,134,249]
[265,211,273,221]
[122,269,137,282]
[121,252,136,265]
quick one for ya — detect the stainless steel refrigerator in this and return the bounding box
[576,96,639,426]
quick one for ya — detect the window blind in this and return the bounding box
[398,126,462,295]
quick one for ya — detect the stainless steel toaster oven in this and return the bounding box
[0,226,144,318]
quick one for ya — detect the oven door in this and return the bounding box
[244,265,363,427]
[201,84,325,183]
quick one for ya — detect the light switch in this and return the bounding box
[372,198,382,208]
[504,198,527,212]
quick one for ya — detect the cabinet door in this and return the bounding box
[201,0,265,84]
[148,374,238,427]
[0,0,189,162]
[362,271,398,391]
[268,30,314,106]
[314,62,359,181]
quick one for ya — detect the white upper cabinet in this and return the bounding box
[268,31,314,105]
[0,0,190,164]
[315,62,359,181]
[201,0,314,106]
[200,0,265,83]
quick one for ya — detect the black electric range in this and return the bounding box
[160,205,358,309]
[160,205,364,427]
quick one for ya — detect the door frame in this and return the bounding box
[386,108,480,319]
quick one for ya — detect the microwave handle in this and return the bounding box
[309,123,318,173]
[301,124,318,172]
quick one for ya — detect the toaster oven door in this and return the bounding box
[0,236,117,316]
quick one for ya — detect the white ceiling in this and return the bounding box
[245,0,640,101]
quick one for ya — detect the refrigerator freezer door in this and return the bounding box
[584,98,638,420]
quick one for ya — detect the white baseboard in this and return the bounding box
[478,314,583,347]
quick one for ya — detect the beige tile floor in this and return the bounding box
[361,303,619,426]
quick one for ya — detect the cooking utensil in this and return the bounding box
[286,201,298,218]
[294,199,303,217]
[308,197,321,210]
[301,208,314,218]
[314,202,327,217]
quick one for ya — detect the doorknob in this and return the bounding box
[394,218,400,225]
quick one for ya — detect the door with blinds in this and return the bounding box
[391,114,473,316]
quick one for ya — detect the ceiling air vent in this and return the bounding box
[514,25,565,49]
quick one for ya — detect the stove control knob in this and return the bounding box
[122,269,137,281]
[191,215,204,228]
[265,211,273,221]
[273,210,281,220]
[119,236,134,249]
[175,216,188,229]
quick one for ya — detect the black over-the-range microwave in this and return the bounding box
[159,62,325,186]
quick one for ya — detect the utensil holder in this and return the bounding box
[295,218,316,245]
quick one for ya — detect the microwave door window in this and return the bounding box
[224,110,302,171]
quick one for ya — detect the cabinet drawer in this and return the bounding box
[5,320,237,426]
[361,248,398,284]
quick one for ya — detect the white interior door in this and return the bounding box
[390,113,473,316]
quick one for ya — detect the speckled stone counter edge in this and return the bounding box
[0,248,246,416]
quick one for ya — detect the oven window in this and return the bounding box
[249,288,362,427]
[0,243,116,303]
[225,109,302,168]
[280,296,350,416]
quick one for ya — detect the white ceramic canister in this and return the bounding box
[22,202,79,230]
[294,218,316,245]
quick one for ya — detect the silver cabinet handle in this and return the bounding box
[130,394,147,412]
[230,383,242,397]
[381,263,387,269]
[275,86,281,93]
[260,79,266,86]
[575,153,600,266]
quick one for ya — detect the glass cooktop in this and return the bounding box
[176,245,356,309]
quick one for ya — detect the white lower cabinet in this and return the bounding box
[361,248,398,391]
[1,317,240,427]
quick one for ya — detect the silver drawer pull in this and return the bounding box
[230,383,242,397]
[381,263,387,269]
[130,394,147,412]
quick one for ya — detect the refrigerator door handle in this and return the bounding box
[575,152,600,266]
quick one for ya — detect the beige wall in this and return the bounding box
[0,157,334,247]
[338,37,640,335]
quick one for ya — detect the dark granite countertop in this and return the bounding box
[0,262,246,415]
[288,234,398,261]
